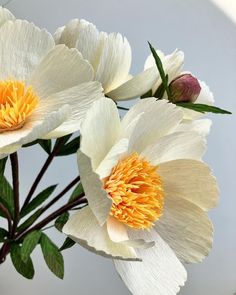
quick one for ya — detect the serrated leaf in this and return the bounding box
[60,237,76,251]
[18,209,43,232]
[21,185,57,218]
[10,243,35,279]
[38,139,52,154]
[0,175,14,218]
[21,231,42,263]
[56,136,80,156]
[0,157,7,176]
[55,212,69,232]
[175,102,232,114]
[0,228,7,242]
[69,183,84,203]
[148,42,171,99]
[40,233,64,279]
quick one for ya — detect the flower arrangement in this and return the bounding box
[0,6,231,295]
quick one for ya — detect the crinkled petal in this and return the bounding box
[175,119,212,137]
[30,44,94,99]
[155,197,214,263]
[107,67,158,100]
[0,20,54,81]
[114,229,187,295]
[95,138,129,179]
[141,131,205,165]
[0,105,69,152]
[80,97,121,171]
[127,99,183,153]
[63,206,139,260]
[95,33,131,93]
[159,159,219,210]
[77,150,112,226]
[0,7,15,27]
[43,82,104,138]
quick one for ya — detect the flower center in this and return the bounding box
[0,80,39,132]
[104,153,164,230]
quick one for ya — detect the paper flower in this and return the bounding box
[63,97,218,295]
[0,8,103,157]
[54,19,158,100]
[144,49,215,119]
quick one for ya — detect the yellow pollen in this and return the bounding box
[0,80,39,132]
[104,152,164,230]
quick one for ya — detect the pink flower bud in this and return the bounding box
[169,74,201,103]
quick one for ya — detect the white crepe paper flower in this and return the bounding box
[54,19,158,101]
[144,48,215,121]
[63,97,218,295]
[0,8,104,157]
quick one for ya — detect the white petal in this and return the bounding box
[30,44,94,99]
[0,7,15,27]
[0,20,54,81]
[114,229,187,295]
[0,105,69,152]
[107,217,154,249]
[127,99,183,153]
[95,138,129,179]
[107,67,158,100]
[175,119,212,137]
[142,131,205,165]
[155,197,214,263]
[159,159,219,210]
[95,33,131,93]
[42,82,104,139]
[144,49,184,93]
[55,19,101,66]
[77,150,112,226]
[182,81,214,120]
[80,97,121,171]
[63,206,138,260]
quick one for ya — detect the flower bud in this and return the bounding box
[169,74,201,103]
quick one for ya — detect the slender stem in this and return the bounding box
[117,106,129,111]
[0,243,10,264]
[41,176,80,214]
[10,153,19,238]
[16,196,86,241]
[0,203,12,235]
[22,138,66,209]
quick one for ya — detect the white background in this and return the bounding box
[0,0,236,294]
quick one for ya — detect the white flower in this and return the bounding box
[63,97,218,295]
[144,49,215,120]
[0,8,104,157]
[54,19,158,101]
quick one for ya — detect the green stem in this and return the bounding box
[10,153,19,238]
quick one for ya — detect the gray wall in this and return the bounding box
[0,0,236,294]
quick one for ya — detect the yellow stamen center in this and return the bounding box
[104,153,164,230]
[0,80,39,132]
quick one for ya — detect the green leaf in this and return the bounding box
[22,140,38,148]
[175,102,232,114]
[154,83,165,98]
[55,134,72,147]
[38,139,52,154]
[21,231,42,263]
[148,42,171,99]
[0,175,14,218]
[0,228,8,242]
[10,243,35,279]
[0,157,7,176]
[18,209,43,232]
[69,182,84,202]
[60,237,76,252]
[55,212,69,232]
[21,185,57,218]
[56,136,80,156]
[140,89,153,99]
[40,233,64,279]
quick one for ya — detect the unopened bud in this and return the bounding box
[169,74,201,103]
